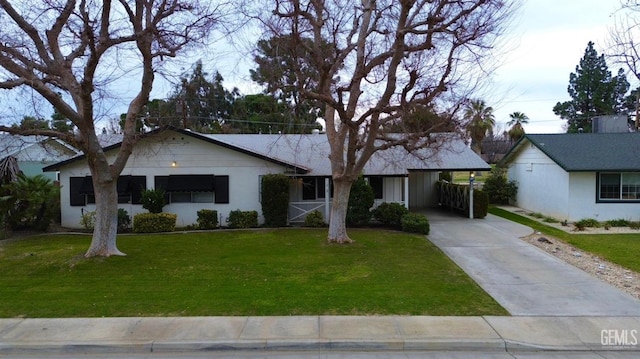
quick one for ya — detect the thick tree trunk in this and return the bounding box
[327,178,354,243]
[84,178,125,257]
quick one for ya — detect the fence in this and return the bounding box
[436,181,470,212]
[288,201,330,223]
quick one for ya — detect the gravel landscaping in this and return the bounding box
[499,206,640,300]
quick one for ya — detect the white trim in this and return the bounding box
[324,177,330,220]
[404,176,409,209]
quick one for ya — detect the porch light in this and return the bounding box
[171,161,177,167]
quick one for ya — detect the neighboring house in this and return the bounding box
[500,133,640,222]
[0,134,78,181]
[44,127,490,229]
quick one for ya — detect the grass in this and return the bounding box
[0,229,506,318]
[489,207,640,273]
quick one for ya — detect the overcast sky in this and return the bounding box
[205,0,628,135]
[489,0,625,134]
[0,0,630,135]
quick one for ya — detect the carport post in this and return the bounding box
[404,176,409,209]
[469,171,475,219]
[324,177,331,221]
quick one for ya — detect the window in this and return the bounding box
[69,175,146,206]
[302,177,332,200]
[154,174,228,204]
[598,172,640,201]
[367,176,384,199]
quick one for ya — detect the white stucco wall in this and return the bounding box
[567,172,640,222]
[507,143,640,222]
[58,131,288,228]
[507,143,570,220]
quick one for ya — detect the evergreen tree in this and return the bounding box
[166,61,239,133]
[553,41,630,133]
[250,35,331,133]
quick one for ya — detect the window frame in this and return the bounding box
[301,177,332,201]
[596,172,640,203]
[367,176,384,200]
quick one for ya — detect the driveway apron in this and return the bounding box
[426,211,640,316]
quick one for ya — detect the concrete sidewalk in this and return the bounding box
[428,211,640,316]
[1,316,640,355]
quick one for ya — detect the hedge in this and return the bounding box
[228,210,259,229]
[304,210,326,227]
[372,202,409,228]
[261,174,290,227]
[401,213,430,235]
[197,209,218,229]
[133,213,177,233]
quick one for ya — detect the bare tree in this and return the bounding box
[609,1,640,128]
[0,0,225,257]
[251,0,514,243]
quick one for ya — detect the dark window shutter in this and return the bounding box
[69,177,86,206]
[214,175,229,204]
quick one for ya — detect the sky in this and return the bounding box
[0,0,630,134]
[486,0,625,134]
[201,0,627,135]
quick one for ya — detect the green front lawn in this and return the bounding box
[0,229,506,317]
[489,207,640,272]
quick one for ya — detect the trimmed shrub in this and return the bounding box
[473,189,489,219]
[228,210,259,229]
[117,208,131,232]
[372,202,409,228]
[346,176,375,226]
[80,210,96,230]
[482,167,518,204]
[304,210,326,227]
[133,213,177,233]
[197,209,219,229]
[261,174,290,227]
[141,188,166,214]
[401,213,430,235]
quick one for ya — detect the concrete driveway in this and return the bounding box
[427,210,640,316]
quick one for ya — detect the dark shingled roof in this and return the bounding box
[501,133,640,172]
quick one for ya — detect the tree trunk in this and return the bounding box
[84,178,125,257]
[327,178,354,243]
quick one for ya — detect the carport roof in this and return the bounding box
[204,132,490,176]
